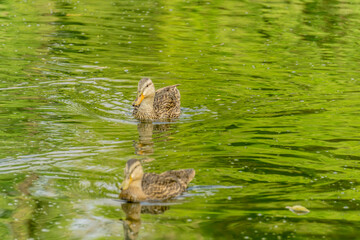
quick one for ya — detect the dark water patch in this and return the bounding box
[324,138,360,143]
[246,130,298,135]
[265,108,328,118]
[331,154,360,161]
[270,144,337,153]
[228,141,255,147]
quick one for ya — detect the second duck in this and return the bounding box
[132,78,180,121]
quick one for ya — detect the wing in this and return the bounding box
[154,85,181,119]
[142,173,184,200]
[161,169,195,187]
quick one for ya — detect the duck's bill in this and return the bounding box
[120,177,132,190]
[132,94,144,106]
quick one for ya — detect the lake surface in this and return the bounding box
[1,0,360,239]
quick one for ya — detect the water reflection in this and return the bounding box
[134,122,154,156]
[11,173,38,239]
[134,122,173,156]
[121,203,169,240]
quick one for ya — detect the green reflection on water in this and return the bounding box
[1,0,360,239]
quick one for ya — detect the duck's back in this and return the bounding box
[154,85,180,119]
[142,168,194,200]
[160,169,195,187]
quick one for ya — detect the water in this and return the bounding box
[1,0,360,239]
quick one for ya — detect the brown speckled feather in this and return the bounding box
[142,169,194,200]
[153,85,181,119]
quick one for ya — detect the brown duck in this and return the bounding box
[132,78,180,121]
[119,159,195,202]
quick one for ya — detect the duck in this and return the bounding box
[119,159,195,202]
[132,78,180,121]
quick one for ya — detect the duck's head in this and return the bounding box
[120,159,144,190]
[132,78,155,106]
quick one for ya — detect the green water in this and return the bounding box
[1,0,360,239]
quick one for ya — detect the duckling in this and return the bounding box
[119,159,195,202]
[132,78,180,121]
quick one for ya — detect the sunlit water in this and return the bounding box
[1,0,360,239]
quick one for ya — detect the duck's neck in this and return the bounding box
[136,97,156,120]
[125,179,147,202]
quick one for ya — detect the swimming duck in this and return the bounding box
[119,159,195,202]
[132,78,180,121]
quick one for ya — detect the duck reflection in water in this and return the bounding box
[134,122,174,156]
[121,203,169,240]
[134,122,154,156]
